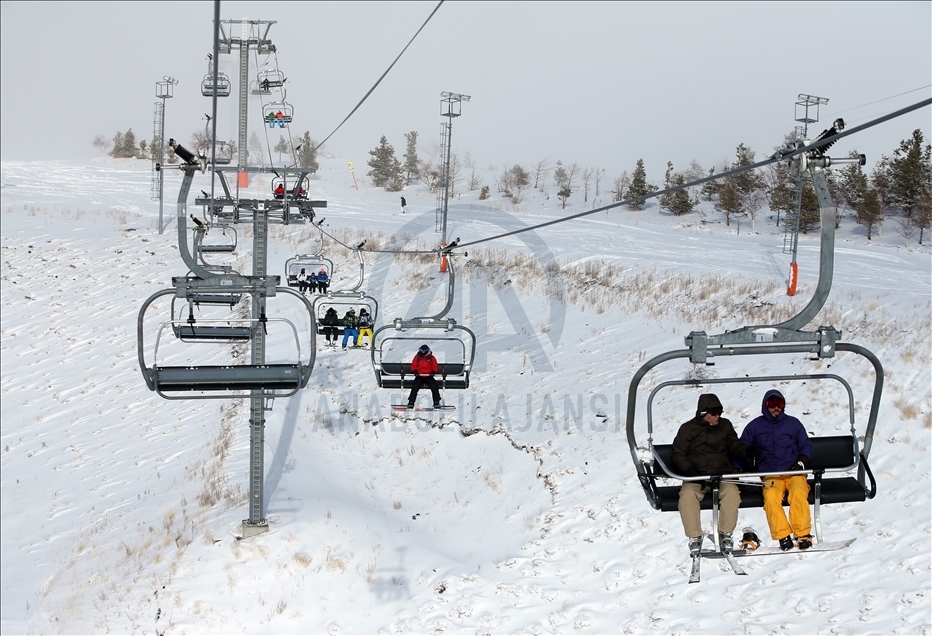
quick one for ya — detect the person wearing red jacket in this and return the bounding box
[406,344,442,409]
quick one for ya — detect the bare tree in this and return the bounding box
[746,189,767,231]
[581,167,593,203]
[894,214,915,246]
[448,152,462,198]
[612,172,631,202]
[93,134,110,154]
[532,156,553,190]
[248,131,263,166]
[593,167,604,198]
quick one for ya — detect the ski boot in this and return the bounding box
[739,527,760,552]
[718,531,733,553]
[688,536,703,557]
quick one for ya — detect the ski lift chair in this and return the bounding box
[371,317,476,390]
[197,225,237,253]
[285,254,333,288]
[312,291,379,338]
[138,287,316,400]
[201,72,231,98]
[264,101,293,128]
[626,140,880,550]
[169,295,252,342]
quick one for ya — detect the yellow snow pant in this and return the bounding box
[678,481,740,538]
[356,328,373,347]
[762,474,811,540]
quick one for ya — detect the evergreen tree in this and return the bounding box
[296,132,319,172]
[403,131,420,184]
[137,139,148,160]
[121,129,137,158]
[625,159,652,210]
[700,167,719,201]
[367,135,403,189]
[856,187,883,240]
[667,174,693,216]
[714,181,742,225]
[553,161,568,189]
[765,161,796,227]
[110,131,125,158]
[658,161,675,211]
[478,185,490,200]
[798,178,820,234]
[274,135,290,162]
[557,184,572,209]
[888,129,932,218]
[837,149,869,214]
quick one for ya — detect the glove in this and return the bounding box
[793,455,810,470]
[685,466,700,477]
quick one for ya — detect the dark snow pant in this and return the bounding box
[407,375,441,406]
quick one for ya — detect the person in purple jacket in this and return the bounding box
[740,389,814,551]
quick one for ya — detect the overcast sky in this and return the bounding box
[2,1,929,181]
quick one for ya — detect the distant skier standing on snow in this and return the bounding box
[739,389,814,551]
[400,196,407,214]
[406,344,441,409]
[672,393,753,556]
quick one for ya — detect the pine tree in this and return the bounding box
[110,131,125,158]
[296,132,319,172]
[625,159,652,210]
[701,167,719,201]
[557,184,572,209]
[856,187,883,240]
[274,135,290,162]
[714,181,742,225]
[889,129,932,218]
[403,131,420,184]
[798,178,820,234]
[667,174,693,216]
[121,129,137,158]
[367,136,402,189]
[837,149,869,213]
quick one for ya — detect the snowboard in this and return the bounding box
[708,537,856,558]
[392,405,456,413]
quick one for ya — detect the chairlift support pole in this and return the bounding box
[153,77,177,235]
[786,93,829,294]
[436,92,470,245]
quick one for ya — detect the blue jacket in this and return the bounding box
[739,389,813,473]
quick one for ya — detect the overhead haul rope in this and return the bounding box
[448,98,932,251]
[314,98,930,257]
[312,1,444,153]
[830,84,931,117]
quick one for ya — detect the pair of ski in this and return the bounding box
[688,544,746,583]
[688,535,857,583]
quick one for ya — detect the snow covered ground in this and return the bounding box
[1,156,930,634]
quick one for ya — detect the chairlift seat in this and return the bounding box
[377,362,468,390]
[172,324,252,341]
[199,244,236,253]
[647,435,873,513]
[155,364,302,392]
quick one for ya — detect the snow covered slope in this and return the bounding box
[1,157,929,634]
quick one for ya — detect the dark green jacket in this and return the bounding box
[672,416,747,476]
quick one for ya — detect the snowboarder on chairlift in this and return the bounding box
[274,183,285,199]
[406,344,442,409]
[340,309,359,350]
